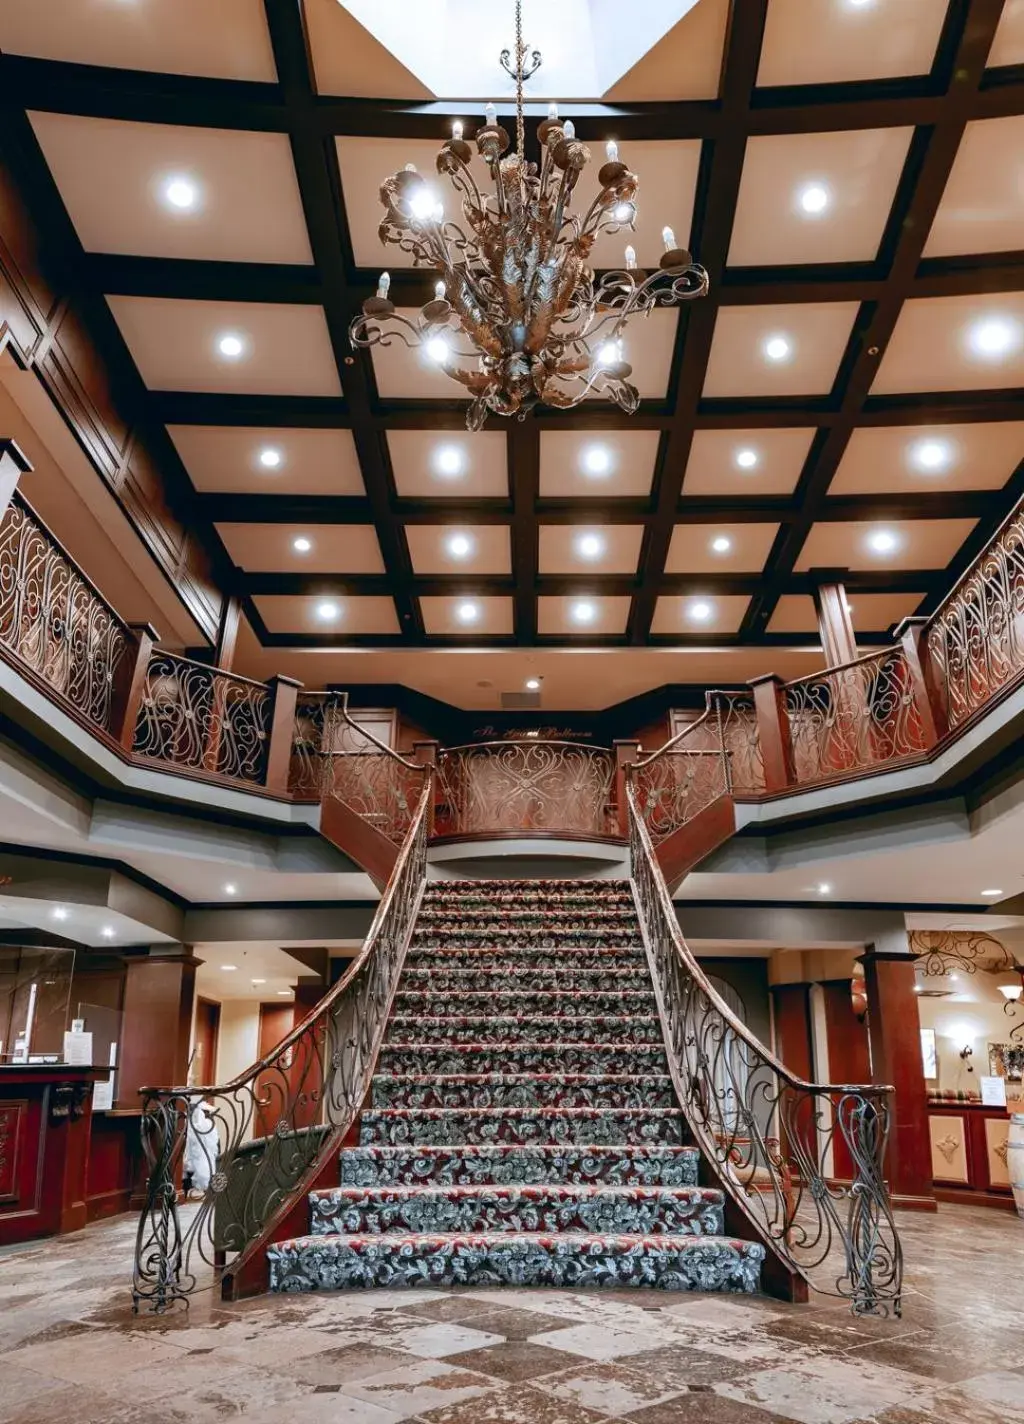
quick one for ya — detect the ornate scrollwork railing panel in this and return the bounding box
[715,690,765,796]
[926,507,1024,730]
[784,649,928,787]
[289,691,334,799]
[0,493,132,736]
[434,740,617,838]
[317,694,428,845]
[132,652,271,785]
[132,776,432,1311]
[631,707,731,847]
[626,781,902,1315]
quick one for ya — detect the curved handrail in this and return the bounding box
[625,773,903,1316]
[131,773,433,1311]
[435,738,618,839]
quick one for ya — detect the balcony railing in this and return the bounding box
[434,740,617,839]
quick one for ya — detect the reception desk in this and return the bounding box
[928,1095,1016,1210]
[0,1063,107,1246]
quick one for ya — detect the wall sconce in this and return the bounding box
[959,1045,974,1073]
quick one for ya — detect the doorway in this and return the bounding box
[191,997,221,1087]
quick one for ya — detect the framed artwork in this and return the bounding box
[920,1027,938,1080]
[988,1042,1024,1082]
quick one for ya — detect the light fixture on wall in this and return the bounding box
[958,1044,974,1072]
[349,0,708,428]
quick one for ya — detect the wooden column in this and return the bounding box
[110,622,159,754]
[116,948,199,1109]
[0,438,32,521]
[413,740,439,835]
[771,983,814,1079]
[264,674,302,794]
[861,947,936,1212]
[214,596,242,673]
[749,674,794,792]
[813,578,857,667]
[894,615,947,744]
[613,740,640,837]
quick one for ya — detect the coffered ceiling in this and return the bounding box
[1,0,1023,691]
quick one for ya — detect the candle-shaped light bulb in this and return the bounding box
[625,245,637,270]
[377,271,391,299]
[662,225,677,251]
[563,119,576,140]
[452,119,463,142]
[605,139,619,162]
[485,102,497,126]
[548,101,559,120]
[434,279,446,301]
[433,201,444,222]
[404,162,417,173]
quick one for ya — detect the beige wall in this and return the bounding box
[215,999,261,1085]
[916,974,1023,1103]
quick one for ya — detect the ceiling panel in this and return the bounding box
[585,140,701,270]
[420,596,514,636]
[703,302,860,398]
[216,523,385,574]
[757,0,948,87]
[29,113,311,264]
[254,595,400,636]
[871,293,1024,394]
[768,592,925,636]
[924,116,1024,259]
[0,0,277,80]
[167,427,366,496]
[604,0,730,101]
[988,0,1024,67]
[387,430,508,498]
[537,596,631,637]
[682,428,816,496]
[830,422,1024,495]
[539,431,661,498]
[665,522,780,575]
[795,518,978,573]
[729,128,912,268]
[105,296,342,397]
[651,595,750,636]
[537,525,645,575]
[405,524,511,575]
[306,0,433,98]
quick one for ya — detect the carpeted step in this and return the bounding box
[308,1183,724,1236]
[423,880,633,903]
[359,1106,685,1147]
[410,926,643,949]
[405,946,646,971]
[268,1232,765,1294]
[393,989,656,1017]
[369,1072,675,1110]
[400,964,654,993]
[378,1042,670,1077]
[385,1014,662,1046]
[339,1144,700,1188]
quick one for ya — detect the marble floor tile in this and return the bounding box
[626,1396,795,1424]
[535,1360,687,1417]
[448,1305,572,1339]
[445,1339,589,1381]
[266,1341,415,1386]
[6,1330,183,1387]
[337,1358,496,1420]
[935,1369,1024,1423]
[716,1357,941,1424]
[417,1382,609,1423]
[527,1320,670,1362]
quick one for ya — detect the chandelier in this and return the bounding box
[348,0,709,431]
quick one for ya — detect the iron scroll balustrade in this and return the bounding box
[0,491,132,736]
[131,774,433,1311]
[630,706,732,846]
[434,739,617,838]
[132,651,272,785]
[625,777,903,1316]
[320,693,429,846]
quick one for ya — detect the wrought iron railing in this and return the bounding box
[631,707,732,846]
[626,777,902,1316]
[784,648,930,787]
[0,491,133,736]
[434,739,617,838]
[289,690,335,799]
[319,693,428,846]
[925,502,1024,731]
[131,773,433,1311]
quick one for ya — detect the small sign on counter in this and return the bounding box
[980,1075,1008,1108]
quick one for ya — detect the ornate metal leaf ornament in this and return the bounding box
[348,0,708,429]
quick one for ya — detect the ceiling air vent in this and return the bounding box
[501,691,541,710]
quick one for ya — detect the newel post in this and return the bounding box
[748,674,795,793]
[894,616,946,746]
[265,675,303,795]
[111,622,159,755]
[613,740,640,838]
[0,438,32,522]
[413,740,439,836]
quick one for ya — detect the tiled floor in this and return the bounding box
[1,1204,1022,1423]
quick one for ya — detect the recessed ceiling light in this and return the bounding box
[223,883,237,896]
[967,316,1022,361]
[687,600,712,623]
[817,883,831,895]
[582,444,612,477]
[913,984,922,992]
[162,174,199,211]
[734,447,759,470]
[456,600,480,624]
[315,600,340,622]
[571,599,597,624]
[258,446,283,470]
[221,964,238,972]
[292,536,312,554]
[425,335,450,364]
[251,978,266,985]
[446,532,474,560]
[981,888,1003,897]
[100,926,116,939]
[763,334,792,363]
[797,182,830,216]
[51,906,69,921]
[435,444,464,477]
[575,532,605,561]
[277,988,293,996]
[710,534,732,555]
[908,437,953,473]
[525,677,541,691]
[217,332,246,360]
[867,529,899,555]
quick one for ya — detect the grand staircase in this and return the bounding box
[267,879,765,1294]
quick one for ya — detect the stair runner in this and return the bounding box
[267,880,764,1293]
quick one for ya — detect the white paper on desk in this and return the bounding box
[62,1030,93,1066]
[92,1076,114,1111]
[108,1042,118,1067]
[980,1075,1007,1107]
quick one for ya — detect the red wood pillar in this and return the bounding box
[265,674,302,794]
[749,674,794,793]
[770,983,814,1079]
[117,948,199,1109]
[813,578,857,667]
[861,947,936,1212]
[0,438,32,521]
[413,740,439,835]
[110,622,159,754]
[613,740,641,837]
[895,615,947,744]
[214,595,242,673]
